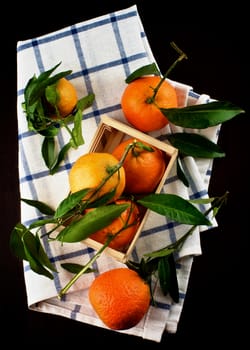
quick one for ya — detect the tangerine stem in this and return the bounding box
[57,201,137,298]
[83,141,137,204]
[148,41,188,104]
[57,235,114,299]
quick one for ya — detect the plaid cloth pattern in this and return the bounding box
[16,5,220,342]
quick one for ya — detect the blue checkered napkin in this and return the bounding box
[16,5,220,342]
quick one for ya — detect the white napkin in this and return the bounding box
[16,5,220,343]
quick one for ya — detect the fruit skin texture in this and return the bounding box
[68,152,125,203]
[88,199,141,252]
[112,137,167,194]
[55,77,78,117]
[121,76,178,132]
[88,268,151,330]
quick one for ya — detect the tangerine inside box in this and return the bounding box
[82,115,178,263]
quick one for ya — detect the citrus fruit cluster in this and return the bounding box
[16,43,245,333]
[68,139,167,329]
[68,137,167,253]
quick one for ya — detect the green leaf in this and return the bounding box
[10,223,29,260]
[167,133,226,158]
[167,253,179,303]
[54,188,90,219]
[176,156,189,187]
[77,93,95,111]
[21,198,55,216]
[10,223,56,279]
[41,136,57,171]
[29,218,58,229]
[39,124,60,137]
[22,233,55,279]
[86,188,117,208]
[45,83,58,110]
[144,245,176,259]
[70,109,85,148]
[125,63,161,83]
[161,101,245,129]
[24,63,60,107]
[61,262,95,274]
[156,254,179,302]
[189,197,215,205]
[69,93,95,149]
[35,234,58,273]
[49,142,72,175]
[158,256,171,295]
[138,193,211,226]
[25,62,71,106]
[56,203,129,243]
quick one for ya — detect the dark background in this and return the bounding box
[1,0,248,347]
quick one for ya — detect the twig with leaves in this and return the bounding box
[22,62,95,174]
[124,43,245,187]
[127,191,229,303]
[10,140,215,299]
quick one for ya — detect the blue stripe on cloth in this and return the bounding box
[109,12,131,79]
[31,39,44,73]
[154,301,171,311]
[19,139,41,197]
[70,23,100,127]
[23,244,94,273]
[17,52,146,99]
[139,221,179,239]
[50,247,94,264]
[70,304,82,320]
[16,9,137,53]
[164,174,180,185]
[152,293,185,311]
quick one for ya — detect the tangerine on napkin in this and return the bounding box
[16,4,219,342]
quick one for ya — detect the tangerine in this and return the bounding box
[68,152,125,203]
[49,77,78,118]
[88,267,151,330]
[88,198,141,252]
[121,76,178,132]
[112,137,167,194]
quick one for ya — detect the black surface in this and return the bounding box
[1,1,248,346]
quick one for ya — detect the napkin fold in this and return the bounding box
[16,5,220,342]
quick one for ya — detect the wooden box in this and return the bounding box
[83,115,178,262]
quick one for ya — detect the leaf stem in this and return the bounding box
[61,120,75,143]
[58,236,112,299]
[174,191,228,251]
[85,139,138,203]
[146,191,229,259]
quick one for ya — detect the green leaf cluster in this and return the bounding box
[10,223,57,279]
[10,187,218,297]
[10,141,217,298]
[10,188,130,279]
[127,191,229,303]
[22,62,95,174]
